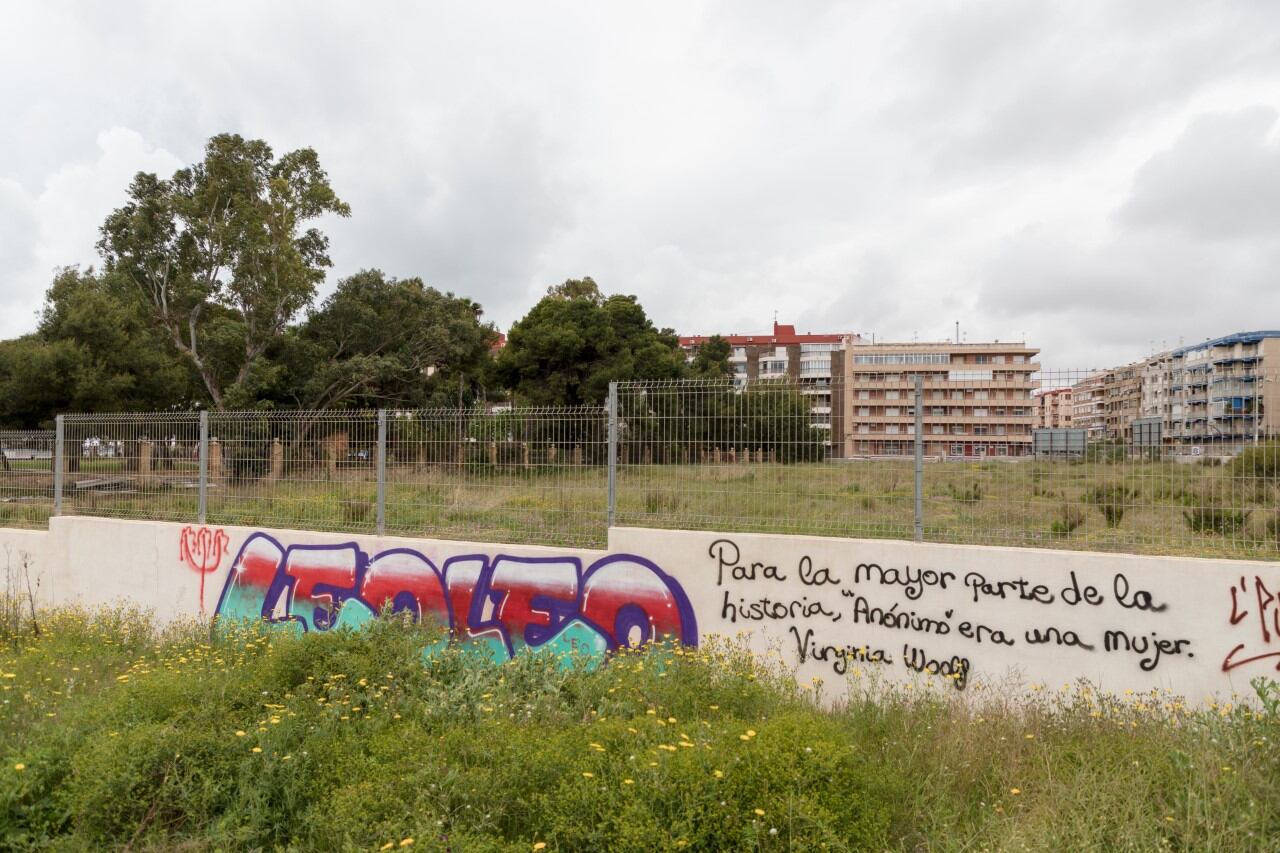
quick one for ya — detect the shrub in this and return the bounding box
[1183,505,1251,535]
[1050,504,1086,537]
[1085,441,1126,464]
[1084,484,1136,528]
[946,480,983,502]
[1230,441,1280,480]
[644,490,682,513]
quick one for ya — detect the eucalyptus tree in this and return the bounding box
[98,134,350,409]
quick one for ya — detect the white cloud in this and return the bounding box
[0,128,183,338]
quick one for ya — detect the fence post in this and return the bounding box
[376,409,387,536]
[54,415,64,517]
[198,410,209,525]
[607,382,618,529]
[914,374,924,542]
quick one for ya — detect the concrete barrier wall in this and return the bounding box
[610,527,1279,702]
[1,517,1278,702]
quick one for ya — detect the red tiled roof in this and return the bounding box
[679,321,847,348]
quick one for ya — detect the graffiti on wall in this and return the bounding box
[212,532,697,661]
[1224,574,1280,672]
[179,526,230,614]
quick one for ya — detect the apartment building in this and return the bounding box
[1164,331,1280,445]
[1035,387,1073,429]
[1069,373,1106,439]
[839,340,1040,458]
[1101,362,1143,442]
[678,322,859,444]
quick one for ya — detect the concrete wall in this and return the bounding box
[611,527,1277,702]
[1,517,1278,702]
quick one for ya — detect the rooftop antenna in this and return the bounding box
[955,320,959,344]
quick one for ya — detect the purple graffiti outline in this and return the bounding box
[212,532,698,653]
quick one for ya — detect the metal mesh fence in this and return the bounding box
[7,363,1278,558]
[57,406,609,547]
[0,430,56,529]
[613,368,1280,559]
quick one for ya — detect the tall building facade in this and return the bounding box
[1164,331,1280,445]
[839,340,1040,458]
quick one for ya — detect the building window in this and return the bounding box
[974,355,991,364]
[975,390,989,400]
[886,425,899,434]
[857,407,870,416]
[951,425,964,435]
[885,407,900,417]
[932,425,945,434]
[932,390,945,400]
[974,426,988,435]
[858,390,870,400]
[973,408,988,417]
[857,425,870,434]
[950,444,964,455]
[886,390,900,400]
[995,425,1006,435]
[949,370,993,381]
[996,444,1009,455]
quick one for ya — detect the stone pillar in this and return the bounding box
[756,447,764,464]
[488,441,498,466]
[209,439,224,485]
[268,438,284,483]
[138,440,154,485]
[642,445,652,465]
[522,441,530,469]
[728,448,736,464]
[573,444,583,466]
[548,444,558,465]
[712,448,722,464]
[456,442,466,467]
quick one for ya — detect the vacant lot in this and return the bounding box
[2,607,1279,850]
[2,454,1278,558]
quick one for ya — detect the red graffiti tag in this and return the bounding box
[179,526,230,614]
[1222,575,1280,672]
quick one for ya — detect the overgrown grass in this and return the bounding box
[2,608,1279,850]
[3,454,1279,558]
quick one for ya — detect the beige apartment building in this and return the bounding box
[1035,387,1073,429]
[840,340,1040,458]
[1101,362,1143,442]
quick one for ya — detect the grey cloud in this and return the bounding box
[1116,107,1280,240]
[2,1,1280,367]
[888,1,1280,176]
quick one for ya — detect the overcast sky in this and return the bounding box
[2,1,1279,369]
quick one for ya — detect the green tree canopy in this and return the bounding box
[688,334,733,378]
[494,277,685,405]
[97,133,350,409]
[0,267,200,427]
[280,269,498,410]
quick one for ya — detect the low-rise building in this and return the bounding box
[678,322,858,448]
[1035,387,1073,429]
